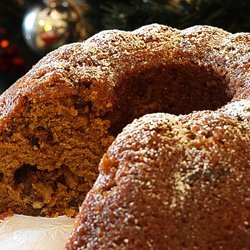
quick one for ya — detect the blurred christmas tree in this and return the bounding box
[1,0,250,93]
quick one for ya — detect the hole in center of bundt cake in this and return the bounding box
[108,63,232,133]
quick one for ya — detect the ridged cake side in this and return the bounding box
[66,111,250,249]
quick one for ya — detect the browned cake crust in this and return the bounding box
[66,112,250,249]
[65,24,250,249]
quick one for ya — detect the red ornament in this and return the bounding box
[0,27,27,76]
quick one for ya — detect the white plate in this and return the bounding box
[0,215,75,250]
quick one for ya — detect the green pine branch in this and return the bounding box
[86,0,250,33]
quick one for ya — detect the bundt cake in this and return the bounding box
[0,23,249,247]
